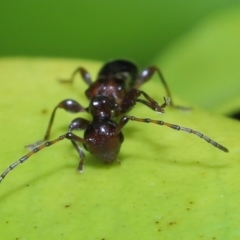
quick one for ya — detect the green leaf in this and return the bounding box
[154,7,240,115]
[0,58,238,239]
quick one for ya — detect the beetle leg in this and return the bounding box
[67,117,90,172]
[26,99,86,150]
[134,66,190,110]
[118,89,170,115]
[59,67,92,85]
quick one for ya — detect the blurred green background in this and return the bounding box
[1,1,240,116]
[1,1,239,65]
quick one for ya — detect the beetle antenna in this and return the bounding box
[0,134,66,183]
[120,116,229,152]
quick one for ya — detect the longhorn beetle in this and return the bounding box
[0,60,229,183]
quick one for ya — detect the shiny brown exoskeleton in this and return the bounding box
[0,60,229,183]
[59,59,189,117]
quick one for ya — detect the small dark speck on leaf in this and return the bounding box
[169,221,176,226]
[41,109,48,114]
[65,204,70,208]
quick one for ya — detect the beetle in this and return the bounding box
[0,60,229,183]
[39,59,190,141]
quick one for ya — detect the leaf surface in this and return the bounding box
[0,58,238,240]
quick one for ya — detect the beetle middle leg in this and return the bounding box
[118,88,170,116]
[134,66,190,110]
[26,99,86,149]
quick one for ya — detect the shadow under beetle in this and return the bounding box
[0,60,229,183]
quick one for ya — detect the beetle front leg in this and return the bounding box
[65,131,88,172]
[67,117,90,172]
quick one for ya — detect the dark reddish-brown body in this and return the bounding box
[70,60,177,117]
[30,60,174,168]
[0,60,228,183]
[84,119,124,164]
